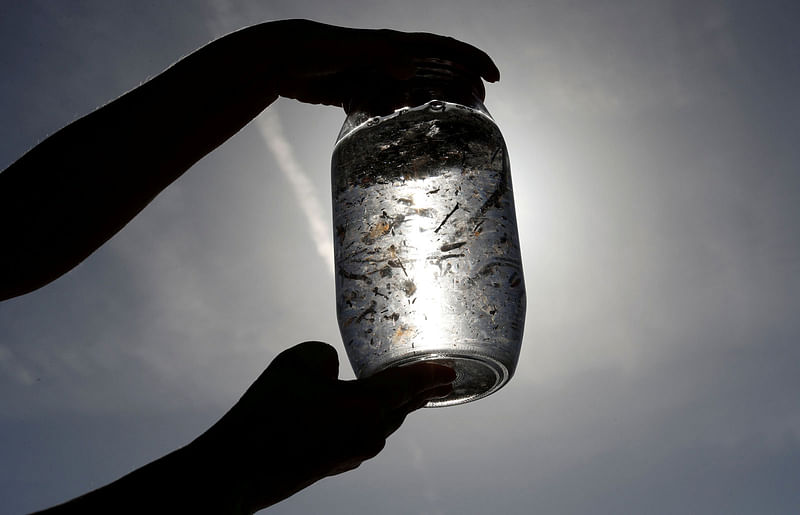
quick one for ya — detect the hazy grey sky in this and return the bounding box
[2,1,799,513]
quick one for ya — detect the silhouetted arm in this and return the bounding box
[0,19,498,301]
[33,342,456,514]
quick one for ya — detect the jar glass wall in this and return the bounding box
[331,61,526,406]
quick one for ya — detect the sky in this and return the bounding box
[1,0,799,513]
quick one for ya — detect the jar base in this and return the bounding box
[375,352,509,407]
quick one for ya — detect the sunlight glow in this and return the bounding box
[400,190,447,351]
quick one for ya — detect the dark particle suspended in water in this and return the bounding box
[339,268,372,284]
[402,280,417,297]
[440,241,466,252]
[434,203,460,233]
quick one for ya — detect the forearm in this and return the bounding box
[0,23,282,300]
[33,442,250,515]
[30,341,458,515]
[0,19,499,301]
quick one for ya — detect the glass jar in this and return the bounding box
[331,59,526,406]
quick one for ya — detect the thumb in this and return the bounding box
[268,341,340,380]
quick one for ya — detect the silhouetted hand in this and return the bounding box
[35,342,456,515]
[257,19,500,107]
[193,341,456,512]
[1,19,499,301]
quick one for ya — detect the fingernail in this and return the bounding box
[425,384,454,399]
[427,364,456,383]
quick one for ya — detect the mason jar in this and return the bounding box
[331,59,526,406]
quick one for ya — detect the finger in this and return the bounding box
[307,23,499,83]
[387,30,500,83]
[267,341,340,380]
[423,382,455,401]
[355,433,387,461]
[273,21,499,109]
[326,434,386,477]
[335,399,389,459]
[381,383,454,437]
[360,362,456,409]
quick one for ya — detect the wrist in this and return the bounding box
[179,437,254,514]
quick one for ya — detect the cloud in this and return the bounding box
[0,345,35,386]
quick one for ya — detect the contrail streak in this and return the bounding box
[206,2,334,275]
[255,111,335,275]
